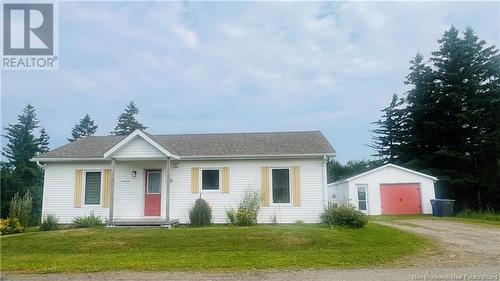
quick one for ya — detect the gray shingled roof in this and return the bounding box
[34,131,335,159]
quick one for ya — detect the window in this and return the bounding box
[272,168,290,203]
[202,169,220,190]
[84,171,102,205]
[357,185,367,211]
[147,171,161,194]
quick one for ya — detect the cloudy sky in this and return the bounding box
[2,1,499,163]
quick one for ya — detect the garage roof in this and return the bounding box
[329,164,438,185]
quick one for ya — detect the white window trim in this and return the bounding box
[83,169,103,207]
[356,184,368,212]
[270,167,292,206]
[200,168,222,192]
[146,170,162,195]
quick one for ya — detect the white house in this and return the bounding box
[33,130,335,225]
[327,164,437,215]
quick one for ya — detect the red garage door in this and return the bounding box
[380,183,421,215]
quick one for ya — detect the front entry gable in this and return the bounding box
[104,130,179,160]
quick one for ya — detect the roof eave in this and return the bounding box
[31,157,110,162]
[179,152,335,160]
[32,152,335,162]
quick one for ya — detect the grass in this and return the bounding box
[0,224,428,273]
[371,214,500,227]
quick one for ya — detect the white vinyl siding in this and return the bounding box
[41,162,111,223]
[42,158,327,224]
[112,137,166,159]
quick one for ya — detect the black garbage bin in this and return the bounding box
[430,199,455,217]
[440,199,455,217]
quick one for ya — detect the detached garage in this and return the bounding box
[327,164,437,215]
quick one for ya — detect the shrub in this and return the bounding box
[225,209,236,225]
[227,191,261,226]
[0,218,24,235]
[320,203,368,228]
[9,192,32,227]
[189,198,212,227]
[295,220,304,224]
[39,214,59,231]
[73,212,104,228]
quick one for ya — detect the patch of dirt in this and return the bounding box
[373,219,500,268]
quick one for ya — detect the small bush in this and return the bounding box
[227,191,261,226]
[320,203,368,228]
[0,218,24,235]
[40,214,59,231]
[225,209,236,225]
[9,192,32,227]
[295,220,304,224]
[189,198,212,227]
[73,212,104,228]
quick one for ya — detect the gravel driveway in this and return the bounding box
[374,219,500,268]
[3,219,500,281]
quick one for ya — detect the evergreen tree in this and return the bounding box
[38,128,50,152]
[68,114,98,142]
[1,104,49,222]
[111,101,147,135]
[370,94,405,164]
[373,26,500,210]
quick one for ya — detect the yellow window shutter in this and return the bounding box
[191,167,200,193]
[102,169,111,207]
[292,166,301,206]
[222,167,230,193]
[74,170,83,208]
[261,167,270,207]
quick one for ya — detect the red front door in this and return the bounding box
[380,183,421,215]
[144,170,161,216]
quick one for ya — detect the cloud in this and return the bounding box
[170,24,198,48]
[1,2,499,163]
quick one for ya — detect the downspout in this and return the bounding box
[165,157,171,223]
[108,158,116,226]
[322,156,328,208]
[37,161,46,223]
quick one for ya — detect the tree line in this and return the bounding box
[370,27,500,211]
[1,101,147,223]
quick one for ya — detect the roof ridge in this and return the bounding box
[153,130,322,137]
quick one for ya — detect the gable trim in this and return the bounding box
[330,164,438,185]
[103,130,180,159]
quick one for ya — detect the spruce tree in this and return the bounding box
[370,94,405,164]
[111,101,148,135]
[68,114,98,142]
[1,104,49,222]
[402,53,439,169]
[374,26,500,210]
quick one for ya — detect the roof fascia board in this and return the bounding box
[179,153,335,160]
[343,163,438,182]
[30,158,110,162]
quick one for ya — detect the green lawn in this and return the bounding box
[370,214,500,227]
[1,224,427,273]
